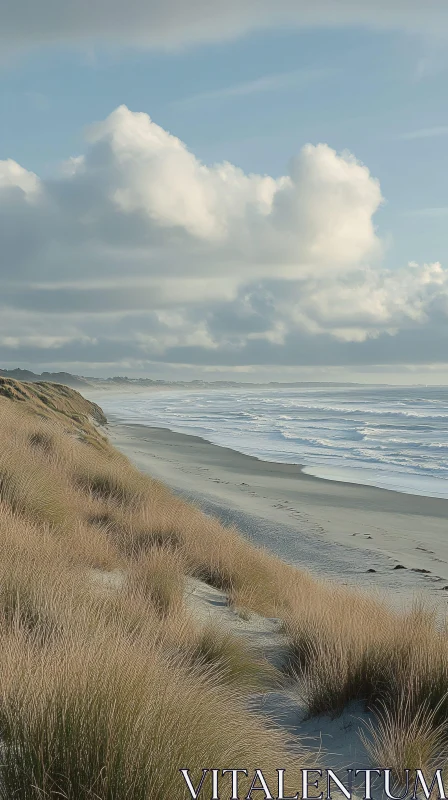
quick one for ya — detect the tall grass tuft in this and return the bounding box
[0,629,306,799]
[360,694,448,777]
[188,622,277,687]
[128,546,185,616]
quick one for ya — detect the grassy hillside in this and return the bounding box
[0,376,106,422]
[0,378,306,798]
[0,378,446,796]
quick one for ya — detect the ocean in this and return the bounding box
[95,384,448,500]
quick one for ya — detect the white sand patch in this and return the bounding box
[88,568,126,591]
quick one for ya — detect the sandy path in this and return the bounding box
[186,577,372,772]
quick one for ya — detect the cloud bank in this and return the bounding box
[0,105,447,374]
[1,0,448,52]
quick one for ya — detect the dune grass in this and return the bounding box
[1,376,448,786]
[283,586,448,719]
[360,696,448,779]
[187,621,277,688]
[0,628,301,800]
[128,546,185,616]
[0,381,313,797]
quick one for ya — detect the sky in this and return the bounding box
[1,1,448,383]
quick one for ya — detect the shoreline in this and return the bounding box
[105,417,448,610]
[84,386,448,502]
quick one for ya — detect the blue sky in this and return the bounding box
[2,26,448,268]
[1,5,448,381]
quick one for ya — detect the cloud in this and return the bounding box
[1,0,448,53]
[171,67,336,107]
[415,52,447,80]
[399,125,448,140]
[403,207,448,217]
[25,92,50,112]
[0,159,40,195]
[0,104,448,373]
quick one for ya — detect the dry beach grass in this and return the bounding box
[0,375,448,794]
[0,378,306,798]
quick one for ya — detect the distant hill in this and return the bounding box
[0,368,91,389]
[0,367,360,391]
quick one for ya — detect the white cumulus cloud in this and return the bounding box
[0,105,447,371]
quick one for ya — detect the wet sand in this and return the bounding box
[105,419,448,610]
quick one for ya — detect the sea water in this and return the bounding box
[95,384,448,500]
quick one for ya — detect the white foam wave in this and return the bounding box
[96,385,448,499]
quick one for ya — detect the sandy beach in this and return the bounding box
[106,419,448,610]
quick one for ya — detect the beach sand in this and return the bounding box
[106,420,448,610]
